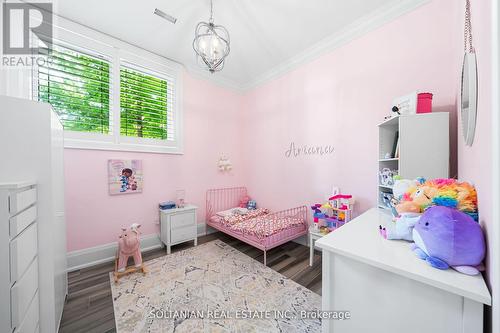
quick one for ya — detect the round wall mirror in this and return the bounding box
[460,52,478,146]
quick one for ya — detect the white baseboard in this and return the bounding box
[67,224,209,272]
[66,233,162,272]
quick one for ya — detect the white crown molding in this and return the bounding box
[19,0,429,93]
[238,0,430,92]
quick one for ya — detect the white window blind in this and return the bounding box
[36,44,112,134]
[120,64,175,141]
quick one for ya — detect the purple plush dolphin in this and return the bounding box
[412,206,485,275]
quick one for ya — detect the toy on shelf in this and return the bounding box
[379,213,420,241]
[378,177,424,240]
[310,193,355,234]
[113,223,147,283]
[411,206,485,275]
[329,194,355,211]
[379,168,398,187]
[159,201,176,210]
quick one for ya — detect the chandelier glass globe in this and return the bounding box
[193,0,230,73]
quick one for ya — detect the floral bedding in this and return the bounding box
[228,214,305,238]
[221,208,269,225]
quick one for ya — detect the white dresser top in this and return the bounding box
[316,208,491,305]
[159,204,197,214]
[0,181,36,189]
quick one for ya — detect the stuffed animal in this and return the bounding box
[396,178,478,221]
[247,200,257,210]
[117,223,143,272]
[391,178,422,216]
[379,213,421,241]
[239,195,250,208]
[411,206,485,275]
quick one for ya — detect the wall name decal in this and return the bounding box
[285,142,335,158]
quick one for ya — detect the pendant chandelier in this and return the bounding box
[193,0,230,73]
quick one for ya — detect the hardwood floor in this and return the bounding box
[59,232,322,333]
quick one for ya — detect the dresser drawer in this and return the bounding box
[171,212,196,229]
[14,291,38,333]
[10,206,37,239]
[171,226,196,244]
[11,258,38,329]
[10,223,38,282]
[9,188,36,215]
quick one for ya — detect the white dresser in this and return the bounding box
[0,96,67,333]
[160,205,198,254]
[0,182,40,333]
[316,208,491,333]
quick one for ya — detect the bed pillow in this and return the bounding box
[216,208,239,217]
[216,207,249,217]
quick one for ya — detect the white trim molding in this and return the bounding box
[17,3,185,154]
[67,225,209,272]
[21,0,431,94]
[66,233,163,272]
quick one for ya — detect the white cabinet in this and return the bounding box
[378,113,449,210]
[0,96,67,333]
[316,209,491,333]
[0,182,40,333]
[160,205,198,254]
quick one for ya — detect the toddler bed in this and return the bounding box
[206,187,308,265]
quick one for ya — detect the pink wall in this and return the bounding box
[239,0,495,323]
[241,0,461,214]
[65,71,245,251]
[457,0,494,302]
[65,1,494,304]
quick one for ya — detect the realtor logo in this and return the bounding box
[2,3,53,55]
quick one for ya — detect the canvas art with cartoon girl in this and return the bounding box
[120,168,132,192]
[108,160,143,195]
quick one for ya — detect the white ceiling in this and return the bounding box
[51,0,426,90]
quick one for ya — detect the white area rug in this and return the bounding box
[110,240,321,332]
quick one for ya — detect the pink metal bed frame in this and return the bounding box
[206,187,308,265]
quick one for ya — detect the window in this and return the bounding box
[33,41,182,154]
[120,65,174,141]
[37,44,111,134]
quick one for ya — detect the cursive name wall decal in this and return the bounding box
[285,142,335,158]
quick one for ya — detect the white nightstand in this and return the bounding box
[160,205,198,254]
[309,226,326,266]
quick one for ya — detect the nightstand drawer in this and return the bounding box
[171,212,196,229]
[171,225,196,244]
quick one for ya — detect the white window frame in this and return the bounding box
[32,14,184,154]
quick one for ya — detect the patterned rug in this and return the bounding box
[110,240,321,333]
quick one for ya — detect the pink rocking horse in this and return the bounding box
[113,223,147,283]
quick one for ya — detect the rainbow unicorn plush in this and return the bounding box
[396,178,478,221]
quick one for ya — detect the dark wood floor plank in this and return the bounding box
[60,232,322,332]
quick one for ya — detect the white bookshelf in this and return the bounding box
[378,113,449,210]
